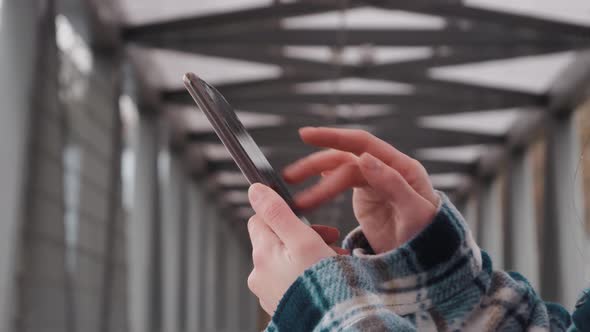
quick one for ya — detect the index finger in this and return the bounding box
[283,149,356,184]
[299,127,415,177]
[248,183,319,250]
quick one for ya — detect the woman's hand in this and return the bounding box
[283,127,439,254]
[246,183,337,315]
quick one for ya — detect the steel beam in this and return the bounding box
[185,179,206,332]
[187,124,504,149]
[549,51,590,114]
[160,154,188,332]
[220,220,242,332]
[202,201,221,331]
[217,86,542,117]
[206,155,476,176]
[505,148,540,289]
[477,177,505,269]
[129,113,161,332]
[56,3,126,332]
[541,113,587,308]
[97,56,125,332]
[462,194,480,241]
[213,86,548,116]
[172,100,508,118]
[0,1,59,331]
[226,93,469,105]
[220,86,543,112]
[131,28,580,48]
[214,222,228,332]
[166,90,467,106]
[238,244,259,332]
[226,92,535,109]
[166,94,537,117]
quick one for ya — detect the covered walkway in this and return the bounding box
[1,0,590,331]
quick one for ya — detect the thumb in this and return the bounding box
[248,183,320,250]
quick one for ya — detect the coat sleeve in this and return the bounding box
[264,192,572,331]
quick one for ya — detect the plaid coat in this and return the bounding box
[264,193,585,331]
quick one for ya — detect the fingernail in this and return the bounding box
[361,153,382,171]
[248,184,264,204]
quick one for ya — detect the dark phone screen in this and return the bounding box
[184,73,306,222]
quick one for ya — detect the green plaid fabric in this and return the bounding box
[265,193,576,331]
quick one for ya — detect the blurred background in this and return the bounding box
[1,0,590,331]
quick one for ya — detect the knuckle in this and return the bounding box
[356,130,373,152]
[251,248,267,267]
[352,128,370,140]
[260,299,274,315]
[247,216,256,230]
[345,152,358,162]
[397,158,421,178]
[247,271,258,292]
[259,299,268,312]
[357,129,372,139]
[405,158,427,183]
[263,201,284,222]
[410,158,425,172]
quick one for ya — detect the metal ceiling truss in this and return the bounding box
[123,0,368,40]
[158,46,555,108]
[121,1,590,221]
[126,27,587,48]
[207,157,476,175]
[165,90,537,110]
[187,124,504,149]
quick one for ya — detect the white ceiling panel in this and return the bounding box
[224,190,250,204]
[282,8,446,29]
[430,173,471,188]
[216,171,250,186]
[307,104,394,119]
[416,145,494,163]
[201,144,271,161]
[465,0,590,27]
[144,48,282,88]
[119,0,272,24]
[418,108,530,135]
[284,46,433,66]
[170,105,284,132]
[429,52,576,93]
[295,78,414,94]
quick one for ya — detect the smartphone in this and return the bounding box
[183,72,309,225]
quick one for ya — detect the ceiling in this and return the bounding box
[115,0,590,231]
